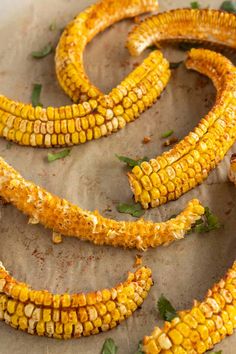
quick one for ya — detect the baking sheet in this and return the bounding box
[0,0,235,353]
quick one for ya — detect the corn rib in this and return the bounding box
[0,157,204,250]
[56,0,159,102]
[0,264,152,338]
[0,49,170,147]
[128,49,236,208]
[127,8,236,57]
[143,261,236,353]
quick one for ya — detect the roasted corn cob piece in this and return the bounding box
[56,0,159,102]
[0,50,170,147]
[128,49,236,208]
[127,8,236,57]
[0,157,204,250]
[0,263,153,339]
[143,261,236,353]
[228,154,236,186]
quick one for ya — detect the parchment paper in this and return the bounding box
[0,0,235,353]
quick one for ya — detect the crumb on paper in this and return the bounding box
[133,254,143,268]
[143,136,151,144]
[133,62,140,68]
[163,136,179,147]
[52,231,63,244]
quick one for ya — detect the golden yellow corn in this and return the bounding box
[0,157,204,250]
[56,0,159,102]
[228,154,236,186]
[0,264,152,339]
[0,50,170,147]
[128,49,236,208]
[0,0,170,147]
[143,261,236,353]
[127,8,236,57]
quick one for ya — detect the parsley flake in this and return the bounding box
[191,1,200,8]
[32,43,53,58]
[220,1,236,12]
[31,84,42,107]
[116,203,145,218]
[157,295,178,321]
[116,154,148,168]
[101,338,118,354]
[161,130,174,138]
[47,149,71,162]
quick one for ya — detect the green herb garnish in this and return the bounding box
[220,0,236,12]
[47,149,71,162]
[211,351,222,354]
[6,142,12,149]
[116,203,145,218]
[101,338,118,354]
[32,43,53,58]
[161,130,174,138]
[135,340,144,354]
[157,295,178,321]
[49,23,57,31]
[116,154,148,168]
[191,207,221,233]
[170,61,183,69]
[31,84,42,107]
[190,1,200,8]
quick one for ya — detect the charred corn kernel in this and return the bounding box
[128,49,236,208]
[143,262,236,353]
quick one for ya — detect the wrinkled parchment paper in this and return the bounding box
[0,0,235,353]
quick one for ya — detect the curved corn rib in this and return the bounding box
[56,0,159,102]
[0,157,204,250]
[228,154,236,186]
[0,264,153,339]
[0,50,170,147]
[143,261,236,353]
[128,49,236,208]
[127,8,236,57]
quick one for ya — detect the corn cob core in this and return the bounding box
[143,261,236,353]
[0,264,153,339]
[0,157,204,250]
[0,50,170,147]
[127,8,236,57]
[56,0,159,102]
[128,49,236,208]
[228,154,236,186]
